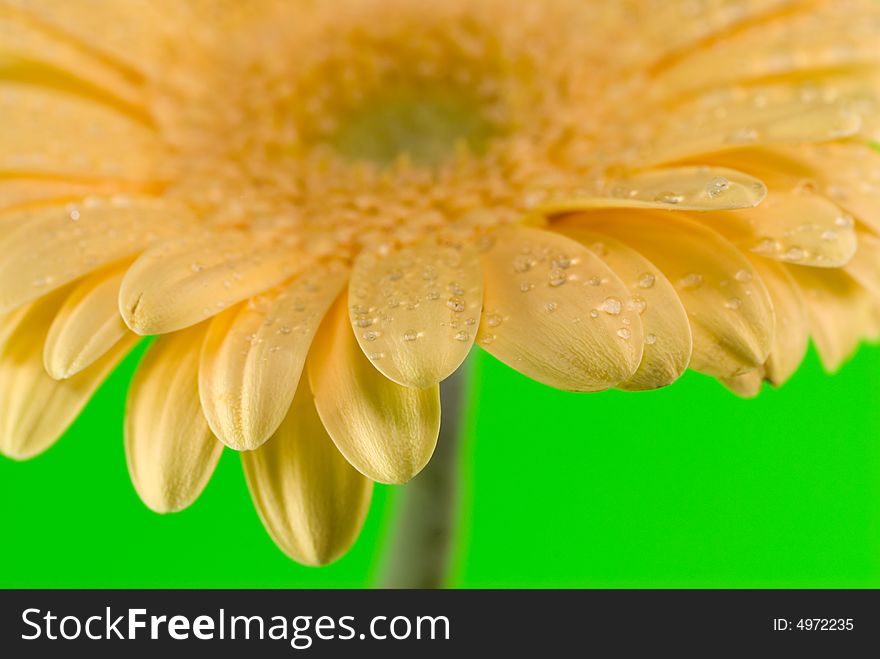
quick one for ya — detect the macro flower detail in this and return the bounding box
[1,0,879,568]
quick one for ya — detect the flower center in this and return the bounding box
[326,84,495,168]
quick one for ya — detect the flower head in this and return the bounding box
[1,0,878,565]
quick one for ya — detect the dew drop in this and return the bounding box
[278,325,292,335]
[706,176,729,198]
[834,214,854,229]
[654,191,684,204]
[454,330,470,342]
[599,296,622,315]
[726,127,759,143]
[589,309,600,319]
[403,329,419,341]
[681,273,704,289]
[446,296,466,312]
[628,296,648,314]
[645,333,658,345]
[519,281,534,293]
[486,313,502,327]
[68,208,81,221]
[355,317,373,328]
[734,269,753,283]
[783,247,806,262]
[544,302,558,313]
[369,352,385,361]
[725,297,743,310]
[363,330,380,341]
[617,327,632,340]
[820,229,838,242]
[513,255,534,273]
[548,268,567,287]
[190,262,205,273]
[638,273,656,289]
[588,276,602,287]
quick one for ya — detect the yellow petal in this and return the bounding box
[477,226,643,391]
[119,233,302,335]
[199,265,348,451]
[309,296,440,484]
[653,8,880,97]
[0,82,166,180]
[125,325,222,513]
[44,265,131,379]
[747,256,808,386]
[721,369,765,399]
[0,178,129,214]
[557,227,692,391]
[0,196,192,313]
[242,377,372,566]
[786,266,878,373]
[0,4,144,110]
[562,212,774,377]
[708,192,858,267]
[540,167,766,214]
[0,289,137,460]
[348,238,482,388]
[846,230,880,297]
[640,93,860,166]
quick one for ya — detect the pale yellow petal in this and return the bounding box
[640,94,860,166]
[477,226,643,391]
[0,196,192,313]
[786,266,878,372]
[125,325,222,513]
[348,238,482,388]
[747,256,808,386]
[846,230,880,297]
[199,264,348,451]
[721,369,765,399]
[0,178,127,213]
[0,83,167,180]
[540,167,766,215]
[0,3,144,109]
[119,233,302,335]
[309,296,440,485]
[242,377,372,566]
[706,192,858,267]
[562,212,774,377]
[43,264,131,379]
[557,227,692,391]
[652,7,880,97]
[0,289,137,460]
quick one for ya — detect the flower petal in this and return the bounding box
[541,167,766,214]
[557,227,692,391]
[707,192,858,267]
[119,233,302,335]
[477,226,643,391]
[0,196,192,313]
[846,230,880,297]
[348,238,482,388]
[721,369,765,399]
[242,376,372,566]
[199,264,348,451]
[786,266,879,373]
[0,178,125,213]
[563,212,774,377]
[43,264,131,379]
[125,325,222,513]
[747,256,808,386]
[309,296,440,484]
[0,83,166,180]
[0,289,137,460]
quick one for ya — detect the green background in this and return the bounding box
[2,343,879,588]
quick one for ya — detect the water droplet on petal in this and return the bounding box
[486,313,502,327]
[446,296,466,312]
[548,268,567,287]
[681,273,704,289]
[706,176,730,198]
[725,297,743,310]
[363,330,380,341]
[403,329,419,341]
[599,297,622,315]
[638,273,656,289]
[454,330,470,342]
[645,333,658,345]
[617,327,632,340]
[654,191,684,204]
[734,269,753,282]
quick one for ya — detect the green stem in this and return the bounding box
[379,360,469,589]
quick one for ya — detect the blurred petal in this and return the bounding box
[242,377,372,566]
[119,233,302,335]
[478,226,643,391]
[0,196,192,313]
[558,227,692,390]
[542,166,766,214]
[721,369,765,399]
[846,230,880,297]
[44,264,131,379]
[349,238,482,388]
[748,256,808,386]
[708,192,858,267]
[309,297,440,484]
[562,212,774,377]
[126,325,222,513]
[0,83,166,180]
[0,289,136,460]
[199,264,348,451]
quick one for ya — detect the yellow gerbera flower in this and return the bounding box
[1,0,878,569]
